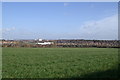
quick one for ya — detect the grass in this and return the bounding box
[2,48,118,78]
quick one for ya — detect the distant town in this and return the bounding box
[0,39,119,48]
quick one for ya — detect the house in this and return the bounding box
[36,42,54,45]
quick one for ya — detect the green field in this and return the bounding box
[2,48,118,78]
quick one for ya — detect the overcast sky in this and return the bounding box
[2,2,118,40]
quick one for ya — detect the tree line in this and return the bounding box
[1,40,119,48]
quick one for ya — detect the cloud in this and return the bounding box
[2,27,36,39]
[0,27,16,39]
[64,3,69,7]
[2,27,16,33]
[78,14,118,40]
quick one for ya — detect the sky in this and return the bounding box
[2,2,118,40]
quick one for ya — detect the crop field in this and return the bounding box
[2,48,118,78]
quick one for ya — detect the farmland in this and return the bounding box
[2,48,118,78]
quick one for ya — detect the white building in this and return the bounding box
[39,39,42,41]
[37,42,54,45]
